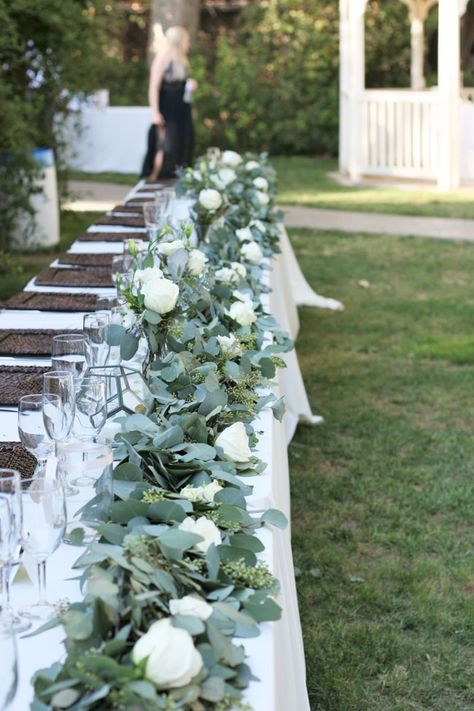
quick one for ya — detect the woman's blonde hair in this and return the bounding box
[165,26,190,70]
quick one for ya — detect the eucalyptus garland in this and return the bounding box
[32,151,294,711]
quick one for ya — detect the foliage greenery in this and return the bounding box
[0,0,114,248]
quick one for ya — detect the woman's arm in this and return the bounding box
[148,53,168,125]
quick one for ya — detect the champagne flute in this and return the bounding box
[73,376,107,439]
[51,334,86,384]
[18,394,54,476]
[0,470,30,633]
[0,628,18,708]
[142,202,163,241]
[43,371,75,444]
[19,477,66,620]
[83,313,110,367]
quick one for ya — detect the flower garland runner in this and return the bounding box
[32,151,294,710]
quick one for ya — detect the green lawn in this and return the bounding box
[289,227,474,710]
[273,156,474,220]
[69,158,474,220]
[0,211,101,300]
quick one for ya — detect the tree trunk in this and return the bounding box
[148,0,201,62]
[461,2,474,71]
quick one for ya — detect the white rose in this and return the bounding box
[120,306,136,329]
[253,176,269,191]
[245,160,259,171]
[132,617,202,689]
[158,239,185,256]
[142,278,179,314]
[217,334,242,357]
[236,227,253,243]
[240,241,263,264]
[232,289,251,303]
[231,261,247,278]
[256,191,269,205]
[215,267,238,283]
[250,219,267,233]
[221,150,242,167]
[178,515,222,553]
[218,168,236,187]
[228,299,257,326]
[215,422,252,462]
[169,595,213,621]
[187,249,207,276]
[134,267,163,286]
[180,480,223,503]
[210,175,225,191]
[198,189,222,211]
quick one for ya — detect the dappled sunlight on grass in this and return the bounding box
[274,157,474,219]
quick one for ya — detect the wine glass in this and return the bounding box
[56,438,113,545]
[51,334,86,384]
[18,394,54,476]
[19,477,66,620]
[43,371,75,444]
[111,255,134,294]
[73,376,107,439]
[0,628,18,708]
[0,470,30,633]
[142,202,163,240]
[83,313,110,367]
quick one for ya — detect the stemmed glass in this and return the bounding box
[142,202,163,240]
[51,334,87,384]
[73,376,107,440]
[19,477,66,621]
[0,628,18,708]
[18,394,54,476]
[0,471,30,633]
[83,313,110,367]
[111,255,134,294]
[43,371,75,444]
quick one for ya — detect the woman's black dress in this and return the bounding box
[141,75,194,179]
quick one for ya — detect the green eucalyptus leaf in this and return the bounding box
[50,689,80,708]
[148,500,187,523]
[158,528,203,553]
[172,614,206,635]
[261,508,288,529]
[110,500,149,524]
[104,324,126,347]
[200,676,226,702]
[120,332,140,360]
[113,462,144,482]
[62,608,93,641]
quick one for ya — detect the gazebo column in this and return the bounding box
[347,0,367,182]
[339,0,350,173]
[410,17,425,89]
[437,0,466,190]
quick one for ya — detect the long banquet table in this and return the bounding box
[1,181,338,710]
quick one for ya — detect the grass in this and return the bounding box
[273,156,474,220]
[68,170,138,185]
[0,211,101,300]
[69,158,474,220]
[289,227,474,710]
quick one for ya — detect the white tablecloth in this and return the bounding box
[4,184,319,711]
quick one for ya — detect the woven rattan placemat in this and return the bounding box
[35,268,113,288]
[77,231,148,242]
[0,443,37,479]
[0,329,81,356]
[1,291,99,312]
[0,365,50,405]
[110,205,142,215]
[57,253,114,268]
[125,197,154,205]
[94,215,144,228]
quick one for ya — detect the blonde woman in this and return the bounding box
[142,26,196,181]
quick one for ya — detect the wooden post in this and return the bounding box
[347,0,367,183]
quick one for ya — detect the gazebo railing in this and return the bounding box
[360,89,439,179]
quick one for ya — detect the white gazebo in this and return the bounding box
[339,0,473,190]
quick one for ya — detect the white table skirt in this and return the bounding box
[3,185,317,711]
